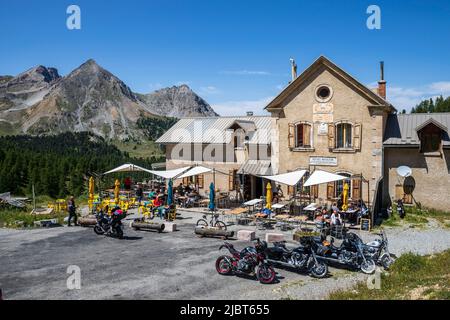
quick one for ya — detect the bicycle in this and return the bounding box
[196,212,227,230]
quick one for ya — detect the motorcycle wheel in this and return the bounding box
[380,253,395,270]
[256,264,276,284]
[215,256,233,275]
[214,221,227,230]
[94,226,104,235]
[310,261,328,278]
[361,259,376,274]
[196,219,208,228]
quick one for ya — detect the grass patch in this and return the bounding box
[380,204,450,228]
[0,207,68,228]
[112,139,163,159]
[329,250,450,300]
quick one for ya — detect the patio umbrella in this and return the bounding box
[114,179,120,203]
[209,182,215,211]
[167,179,173,206]
[88,177,95,209]
[342,182,349,211]
[265,182,272,210]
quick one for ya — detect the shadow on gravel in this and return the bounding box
[121,236,143,241]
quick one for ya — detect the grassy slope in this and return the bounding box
[379,205,450,229]
[111,139,164,159]
[329,250,450,300]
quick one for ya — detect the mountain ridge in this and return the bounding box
[0,59,217,139]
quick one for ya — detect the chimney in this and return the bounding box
[290,58,297,82]
[377,61,386,99]
[246,111,254,116]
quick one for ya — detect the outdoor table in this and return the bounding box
[243,198,263,215]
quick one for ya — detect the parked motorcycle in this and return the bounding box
[260,237,328,278]
[362,229,396,269]
[94,209,126,239]
[313,232,376,274]
[397,199,405,219]
[215,240,276,284]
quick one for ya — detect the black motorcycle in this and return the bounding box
[94,209,125,239]
[397,199,405,219]
[260,237,328,278]
[362,229,396,269]
[215,240,276,284]
[314,232,376,274]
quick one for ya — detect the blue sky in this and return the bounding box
[1,0,450,115]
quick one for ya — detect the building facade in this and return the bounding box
[157,56,450,215]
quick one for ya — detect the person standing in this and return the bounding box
[67,196,78,226]
[136,183,144,205]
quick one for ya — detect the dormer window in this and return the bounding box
[415,119,446,155]
[418,125,442,153]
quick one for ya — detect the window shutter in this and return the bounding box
[311,185,318,198]
[183,177,189,185]
[288,123,295,149]
[288,185,294,195]
[352,178,361,200]
[228,170,234,191]
[198,174,204,189]
[353,123,362,150]
[327,182,335,199]
[304,124,311,147]
[328,123,335,149]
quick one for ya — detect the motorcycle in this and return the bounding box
[260,237,328,278]
[397,199,405,219]
[94,209,126,239]
[215,240,276,284]
[362,229,396,269]
[313,232,376,274]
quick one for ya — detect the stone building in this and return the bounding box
[156,55,450,215]
[383,113,450,212]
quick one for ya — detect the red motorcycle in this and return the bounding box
[215,240,276,284]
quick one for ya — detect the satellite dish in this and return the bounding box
[397,166,412,178]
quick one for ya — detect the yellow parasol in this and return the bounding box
[88,177,95,209]
[342,182,349,211]
[114,179,120,204]
[265,182,272,210]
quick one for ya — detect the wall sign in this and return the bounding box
[313,102,334,123]
[309,156,337,166]
[317,122,328,135]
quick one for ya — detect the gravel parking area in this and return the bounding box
[0,210,449,300]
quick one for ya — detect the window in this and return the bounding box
[327,173,352,199]
[315,85,333,102]
[295,123,312,148]
[336,123,352,149]
[418,125,442,153]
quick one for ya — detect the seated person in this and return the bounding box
[330,210,343,226]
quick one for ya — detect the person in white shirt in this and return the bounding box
[331,210,342,225]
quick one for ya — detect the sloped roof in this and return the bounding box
[265,55,395,112]
[156,116,273,145]
[237,159,272,175]
[383,113,450,146]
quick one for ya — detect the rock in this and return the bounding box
[163,222,177,232]
[265,233,285,243]
[237,230,256,241]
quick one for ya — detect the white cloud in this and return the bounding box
[211,96,274,116]
[199,86,221,95]
[220,70,272,76]
[386,81,450,111]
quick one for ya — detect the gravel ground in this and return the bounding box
[0,210,449,300]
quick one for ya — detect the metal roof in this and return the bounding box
[156,116,273,145]
[237,159,272,176]
[383,113,450,146]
